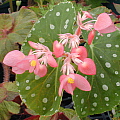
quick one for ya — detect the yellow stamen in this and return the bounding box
[67,78,74,84]
[30,60,36,66]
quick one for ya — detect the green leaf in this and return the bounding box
[0,100,20,120]
[73,30,120,117]
[0,87,7,103]
[22,1,76,54]
[113,3,120,14]
[0,8,38,61]
[17,2,76,116]
[0,101,11,120]
[4,100,20,114]
[59,107,80,120]
[16,59,62,116]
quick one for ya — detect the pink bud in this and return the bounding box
[78,58,96,75]
[53,40,64,58]
[88,30,96,45]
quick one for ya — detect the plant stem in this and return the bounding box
[2,63,10,82]
[9,0,13,13]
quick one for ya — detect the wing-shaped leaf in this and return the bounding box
[0,8,38,61]
[17,2,76,116]
[73,30,120,117]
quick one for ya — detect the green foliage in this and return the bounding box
[0,100,20,120]
[17,2,76,116]
[73,29,120,117]
[0,7,38,62]
[84,0,108,8]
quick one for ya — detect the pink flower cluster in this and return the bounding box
[76,11,116,45]
[3,41,58,77]
[3,11,116,96]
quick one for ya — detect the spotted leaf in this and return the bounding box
[73,30,120,117]
[22,2,75,54]
[17,2,75,116]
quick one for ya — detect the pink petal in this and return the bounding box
[82,11,93,20]
[17,60,30,70]
[53,40,64,58]
[64,83,74,95]
[75,27,81,36]
[74,74,91,91]
[78,58,96,75]
[35,65,47,77]
[12,66,26,74]
[71,46,87,61]
[47,55,58,67]
[3,50,25,67]
[88,30,96,45]
[94,13,116,33]
[59,76,68,96]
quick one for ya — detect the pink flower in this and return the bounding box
[78,58,96,75]
[3,50,26,74]
[53,40,64,58]
[71,46,88,61]
[59,74,91,96]
[17,54,42,74]
[94,13,116,33]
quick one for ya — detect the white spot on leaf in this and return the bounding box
[25,86,30,90]
[105,62,111,68]
[66,8,69,12]
[50,24,55,29]
[39,38,45,43]
[35,75,40,80]
[94,93,98,98]
[81,99,84,104]
[107,34,111,37]
[100,73,104,78]
[113,54,117,57]
[64,25,68,29]
[46,84,50,88]
[115,45,119,48]
[91,108,95,111]
[26,80,29,83]
[56,12,60,16]
[104,97,109,101]
[116,82,120,86]
[102,85,108,91]
[106,44,112,48]
[50,108,53,111]
[31,93,35,97]
[115,71,119,75]
[42,98,48,103]
[93,102,97,107]
[43,107,46,110]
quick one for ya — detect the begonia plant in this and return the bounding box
[1,1,120,119]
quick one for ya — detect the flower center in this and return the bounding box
[30,60,36,66]
[67,77,74,84]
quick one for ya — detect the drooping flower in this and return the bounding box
[78,58,96,75]
[88,29,96,45]
[53,40,64,58]
[94,13,116,33]
[58,73,91,96]
[3,50,26,74]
